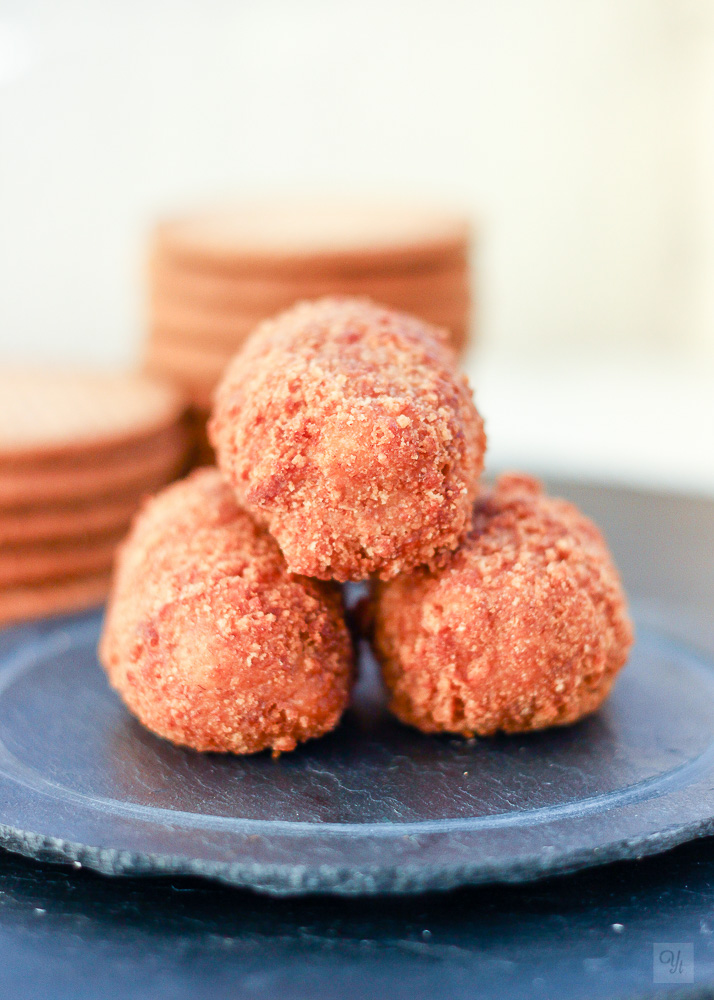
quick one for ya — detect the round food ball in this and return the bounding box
[209,297,486,582]
[372,474,634,736]
[100,467,354,755]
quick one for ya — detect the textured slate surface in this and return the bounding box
[0,483,713,897]
[0,479,713,997]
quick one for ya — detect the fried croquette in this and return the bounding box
[100,467,353,755]
[209,297,486,582]
[372,474,633,737]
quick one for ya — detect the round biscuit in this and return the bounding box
[0,370,185,465]
[153,200,470,277]
[0,532,122,587]
[144,343,229,409]
[0,571,110,627]
[0,477,172,545]
[149,301,471,355]
[0,423,188,508]
[149,257,471,317]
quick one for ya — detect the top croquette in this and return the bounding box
[209,297,486,582]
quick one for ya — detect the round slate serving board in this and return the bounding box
[0,604,713,896]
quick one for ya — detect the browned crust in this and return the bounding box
[99,468,354,756]
[372,474,634,736]
[210,297,486,582]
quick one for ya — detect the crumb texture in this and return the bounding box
[100,467,353,755]
[373,474,634,736]
[209,297,486,581]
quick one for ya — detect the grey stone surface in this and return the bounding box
[0,606,712,896]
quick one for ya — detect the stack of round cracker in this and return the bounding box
[144,200,473,446]
[0,370,189,626]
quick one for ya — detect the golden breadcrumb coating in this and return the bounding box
[209,297,486,582]
[372,474,633,736]
[100,467,353,755]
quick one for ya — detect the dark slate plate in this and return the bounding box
[0,605,713,897]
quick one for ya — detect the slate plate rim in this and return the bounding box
[1,613,714,896]
[4,621,713,841]
[2,812,714,898]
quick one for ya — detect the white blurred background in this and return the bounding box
[1,0,713,492]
